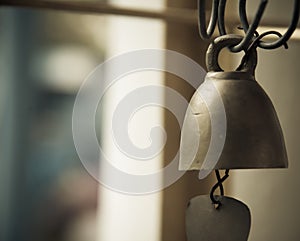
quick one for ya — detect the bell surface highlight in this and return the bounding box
[179,35,288,173]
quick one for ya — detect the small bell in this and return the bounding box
[179,34,288,176]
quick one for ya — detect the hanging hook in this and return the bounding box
[247,30,289,51]
[198,0,220,39]
[198,0,299,52]
[210,169,230,209]
[239,0,300,50]
[230,0,268,52]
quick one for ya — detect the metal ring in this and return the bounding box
[206,34,257,74]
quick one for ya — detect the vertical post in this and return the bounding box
[0,9,36,241]
[161,1,213,241]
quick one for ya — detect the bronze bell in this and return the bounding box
[179,35,288,176]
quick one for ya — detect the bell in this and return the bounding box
[179,35,288,175]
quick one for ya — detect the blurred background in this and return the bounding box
[0,2,105,241]
[0,1,300,241]
[0,1,167,241]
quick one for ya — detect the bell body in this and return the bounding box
[184,71,288,170]
[179,35,288,172]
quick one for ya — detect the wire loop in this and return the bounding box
[230,0,268,52]
[198,0,300,52]
[247,31,288,52]
[198,0,220,39]
[217,0,227,36]
[239,0,299,50]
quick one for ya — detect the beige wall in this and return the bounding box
[228,1,300,240]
